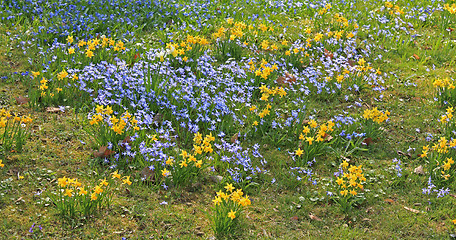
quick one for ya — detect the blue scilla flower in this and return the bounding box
[437,188,450,198]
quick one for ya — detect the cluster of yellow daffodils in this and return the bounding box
[440,107,454,124]
[363,107,390,124]
[74,36,126,58]
[444,3,456,14]
[333,13,349,27]
[186,34,210,46]
[193,132,215,154]
[324,69,351,84]
[292,117,337,164]
[248,85,286,120]
[384,2,404,15]
[424,137,456,156]
[250,59,278,80]
[284,46,309,56]
[317,3,332,15]
[89,105,139,134]
[212,183,251,220]
[211,184,252,237]
[52,171,131,218]
[433,78,456,106]
[295,119,335,156]
[213,18,247,41]
[259,84,286,100]
[39,77,49,97]
[336,161,366,197]
[213,184,251,208]
[433,78,455,90]
[56,69,69,80]
[0,108,33,127]
[420,137,456,183]
[440,157,455,180]
[356,58,374,72]
[165,42,185,58]
[57,171,131,201]
[158,34,209,62]
[257,23,273,33]
[33,70,77,98]
[58,176,88,198]
[161,132,213,178]
[0,108,33,153]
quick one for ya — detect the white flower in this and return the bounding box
[155,51,165,58]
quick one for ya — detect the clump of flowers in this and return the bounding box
[213,19,247,62]
[327,114,367,160]
[248,84,306,147]
[211,183,251,239]
[282,161,317,190]
[384,1,404,15]
[439,106,456,137]
[0,108,33,153]
[247,59,279,86]
[29,35,134,108]
[160,132,211,188]
[156,34,209,69]
[420,137,456,187]
[250,84,286,122]
[347,58,382,93]
[294,118,335,165]
[434,77,456,106]
[392,158,403,177]
[390,157,408,188]
[444,3,456,14]
[73,36,126,62]
[37,70,67,100]
[422,176,450,198]
[29,69,82,108]
[282,44,309,71]
[317,3,332,15]
[361,107,390,140]
[330,161,366,213]
[213,140,266,190]
[49,171,131,218]
[86,105,139,152]
[29,223,44,238]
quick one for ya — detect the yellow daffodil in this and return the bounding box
[100,178,108,187]
[91,193,98,201]
[111,170,121,179]
[65,189,73,197]
[79,187,87,196]
[195,160,202,168]
[228,210,236,220]
[225,183,235,192]
[295,148,304,157]
[66,35,74,44]
[213,196,222,206]
[94,186,103,194]
[161,169,170,177]
[122,176,132,185]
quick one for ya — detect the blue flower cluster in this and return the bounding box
[215,139,266,184]
[422,176,450,198]
[391,158,402,177]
